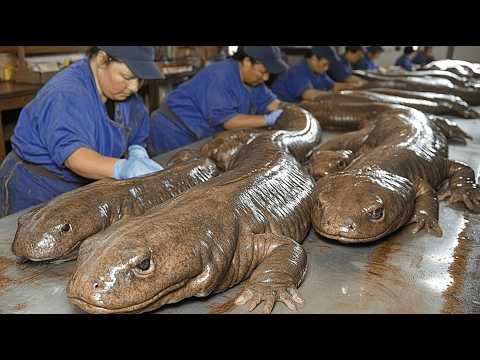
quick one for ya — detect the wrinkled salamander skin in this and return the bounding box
[364,69,480,88]
[423,59,480,79]
[12,156,220,263]
[67,107,321,314]
[336,90,477,118]
[365,88,480,119]
[353,70,480,106]
[309,103,480,244]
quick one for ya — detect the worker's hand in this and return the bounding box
[113,158,163,180]
[128,145,150,160]
[353,79,368,88]
[264,109,284,126]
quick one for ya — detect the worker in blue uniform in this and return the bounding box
[353,46,384,71]
[327,46,366,84]
[147,46,289,155]
[270,46,361,102]
[395,46,415,71]
[0,46,164,217]
[412,46,435,66]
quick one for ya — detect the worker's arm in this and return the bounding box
[332,82,362,92]
[266,99,283,112]
[343,74,366,84]
[65,147,117,179]
[223,114,269,130]
[302,89,330,100]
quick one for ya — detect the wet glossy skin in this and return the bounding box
[67,107,321,314]
[165,149,202,167]
[306,150,354,179]
[12,156,219,263]
[338,90,464,117]
[310,103,480,243]
[373,69,480,88]
[353,70,480,106]
[366,88,480,119]
[424,60,480,79]
[199,129,265,171]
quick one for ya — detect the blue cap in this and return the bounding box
[311,46,340,63]
[98,46,164,80]
[345,46,367,54]
[367,46,384,53]
[243,46,288,74]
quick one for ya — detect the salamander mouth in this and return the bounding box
[21,242,81,263]
[68,279,189,314]
[314,222,397,244]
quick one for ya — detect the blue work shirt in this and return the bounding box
[412,52,435,66]
[353,56,379,71]
[0,57,151,217]
[12,58,150,183]
[270,59,335,102]
[395,54,413,71]
[327,55,353,82]
[148,58,277,154]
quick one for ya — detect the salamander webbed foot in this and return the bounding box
[234,283,304,314]
[441,160,480,213]
[410,211,443,237]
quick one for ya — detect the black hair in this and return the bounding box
[404,46,415,55]
[345,46,363,54]
[231,47,260,65]
[304,50,325,61]
[86,46,122,64]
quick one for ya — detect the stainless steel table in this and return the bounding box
[1,115,479,314]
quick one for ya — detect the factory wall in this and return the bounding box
[337,46,480,66]
[452,46,480,63]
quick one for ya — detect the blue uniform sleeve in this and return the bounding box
[206,79,242,127]
[126,95,150,147]
[284,71,313,102]
[352,58,367,71]
[41,92,97,168]
[252,84,277,114]
[321,74,335,91]
[405,59,413,71]
[396,57,413,71]
[328,59,351,82]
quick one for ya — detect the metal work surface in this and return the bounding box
[1,116,479,314]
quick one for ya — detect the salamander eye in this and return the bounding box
[61,224,72,233]
[367,206,384,221]
[133,256,155,277]
[137,258,150,271]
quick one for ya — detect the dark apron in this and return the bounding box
[0,151,89,217]
[157,100,200,141]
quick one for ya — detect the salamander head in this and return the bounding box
[312,169,415,243]
[12,201,101,263]
[67,220,205,314]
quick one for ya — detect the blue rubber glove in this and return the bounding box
[264,109,284,126]
[113,158,163,180]
[128,145,149,160]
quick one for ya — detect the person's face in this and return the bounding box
[309,56,330,74]
[351,50,364,63]
[240,58,270,86]
[425,48,433,56]
[95,52,144,101]
[369,51,382,61]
